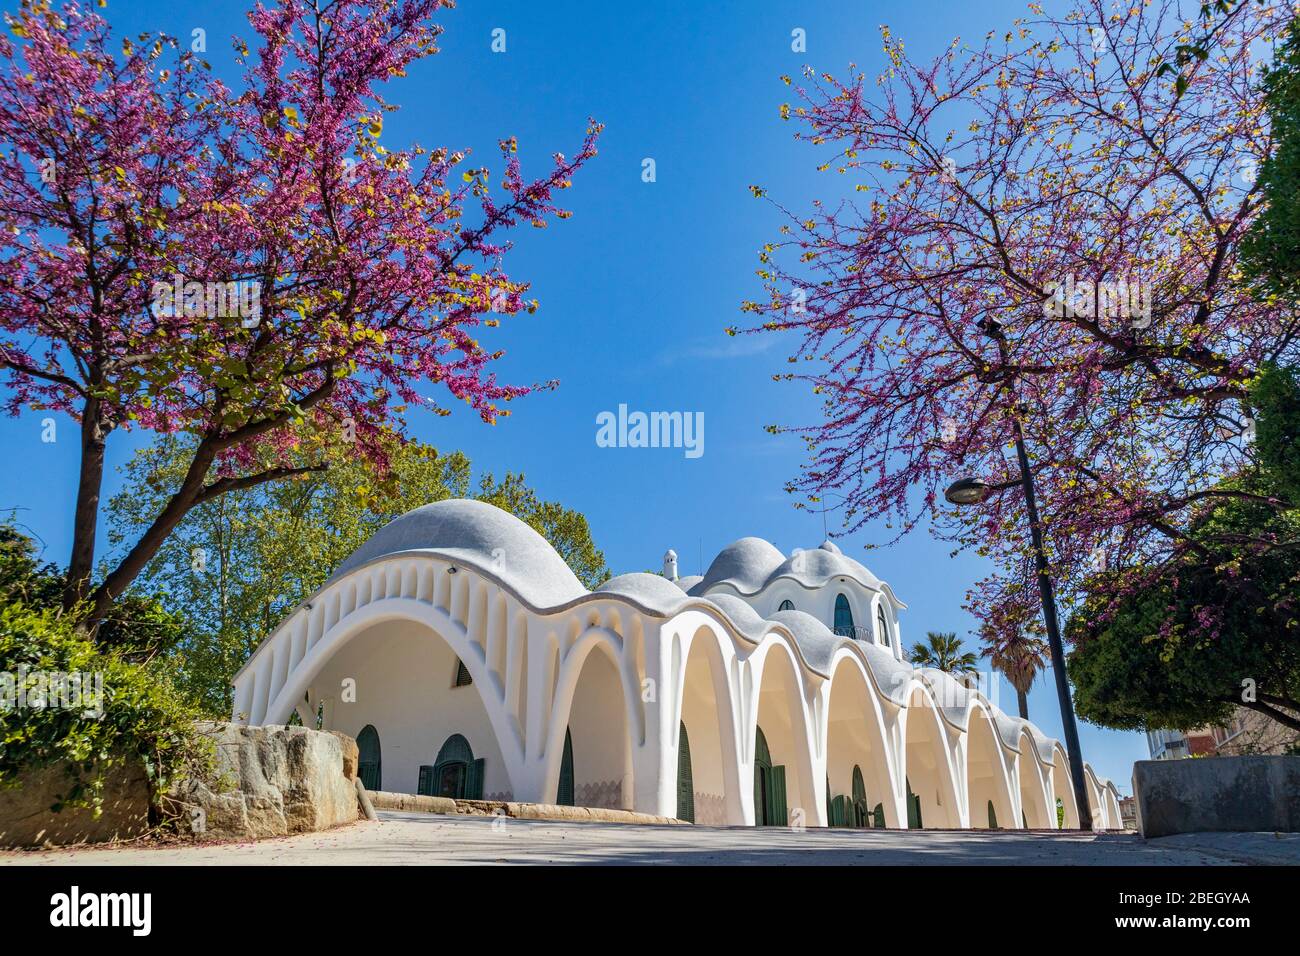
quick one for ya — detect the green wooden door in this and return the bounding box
[432,734,480,799]
[766,764,787,827]
[906,778,923,829]
[753,726,772,825]
[557,726,575,806]
[851,765,868,828]
[356,724,381,792]
[872,802,886,828]
[987,800,998,829]
[676,722,695,823]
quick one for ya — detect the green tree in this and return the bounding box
[908,631,979,676]
[105,438,608,714]
[1067,366,1300,737]
[1,520,188,662]
[987,634,1048,721]
[1241,15,1300,303]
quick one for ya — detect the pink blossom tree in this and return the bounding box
[741,0,1296,651]
[0,0,599,625]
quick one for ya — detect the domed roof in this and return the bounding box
[596,572,690,611]
[673,574,704,593]
[691,537,787,594]
[330,498,587,608]
[687,535,885,597]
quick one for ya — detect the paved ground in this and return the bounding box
[3,811,1298,865]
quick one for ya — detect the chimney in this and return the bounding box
[663,549,678,581]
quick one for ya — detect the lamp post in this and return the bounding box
[943,318,1093,831]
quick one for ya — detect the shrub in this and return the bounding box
[0,602,209,821]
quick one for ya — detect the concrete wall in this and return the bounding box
[1133,756,1300,837]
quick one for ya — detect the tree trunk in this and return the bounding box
[62,398,108,611]
[84,441,217,627]
[1017,687,1029,720]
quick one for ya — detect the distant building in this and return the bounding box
[1146,709,1299,761]
[1117,795,1138,831]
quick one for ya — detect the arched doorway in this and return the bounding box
[307,618,511,799]
[753,726,787,826]
[902,695,959,827]
[677,722,694,823]
[357,724,382,792]
[826,656,895,827]
[562,644,632,810]
[966,709,1017,829]
[753,648,812,824]
[677,627,740,824]
[557,726,575,805]
[420,733,484,799]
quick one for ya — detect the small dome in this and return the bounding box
[596,572,689,611]
[818,540,842,554]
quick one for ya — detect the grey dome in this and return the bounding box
[331,498,587,608]
[596,572,690,611]
[692,537,787,595]
[673,574,704,593]
[689,534,885,597]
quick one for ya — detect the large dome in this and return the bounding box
[330,498,587,608]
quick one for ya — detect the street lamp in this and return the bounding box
[943,319,1095,831]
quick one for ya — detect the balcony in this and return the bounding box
[832,624,875,643]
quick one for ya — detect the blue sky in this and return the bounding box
[0,0,1150,790]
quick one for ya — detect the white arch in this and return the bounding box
[823,649,900,827]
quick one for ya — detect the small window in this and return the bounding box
[453,658,473,687]
[777,599,795,612]
[876,604,891,647]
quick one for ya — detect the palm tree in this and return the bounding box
[909,631,979,675]
[987,634,1048,720]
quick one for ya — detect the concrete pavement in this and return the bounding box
[4,811,1298,865]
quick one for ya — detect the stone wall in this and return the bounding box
[1133,755,1300,837]
[175,723,359,841]
[0,760,150,848]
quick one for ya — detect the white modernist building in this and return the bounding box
[231,499,1122,829]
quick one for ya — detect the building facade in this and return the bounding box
[1147,709,1299,760]
[231,499,1122,829]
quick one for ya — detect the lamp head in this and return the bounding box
[944,477,991,506]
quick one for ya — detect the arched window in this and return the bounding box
[419,733,484,800]
[833,594,854,637]
[876,604,891,647]
[777,599,795,612]
[356,724,381,792]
